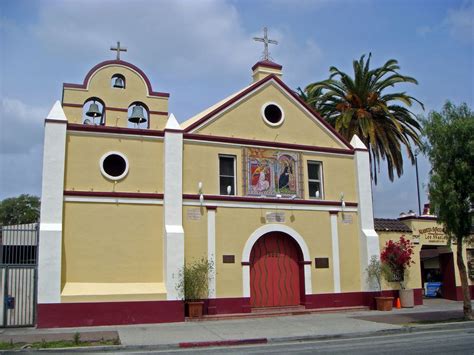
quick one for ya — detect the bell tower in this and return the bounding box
[61,42,170,130]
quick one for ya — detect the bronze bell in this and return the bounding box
[86,102,102,118]
[113,77,125,88]
[129,105,147,124]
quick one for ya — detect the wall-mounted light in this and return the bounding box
[198,182,204,205]
[340,192,346,215]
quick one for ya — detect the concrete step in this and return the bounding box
[186,305,369,322]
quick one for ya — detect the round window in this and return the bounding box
[261,102,284,126]
[100,152,129,180]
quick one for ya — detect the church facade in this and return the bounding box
[37,53,473,328]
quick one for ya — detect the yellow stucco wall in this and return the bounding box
[182,207,362,297]
[182,141,357,202]
[63,64,168,130]
[65,133,164,193]
[61,201,164,302]
[337,212,362,291]
[193,83,346,149]
[378,219,474,291]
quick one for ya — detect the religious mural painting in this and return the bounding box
[243,148,302,197]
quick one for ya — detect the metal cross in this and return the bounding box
[253,27,278,60]
[110,41,127,60]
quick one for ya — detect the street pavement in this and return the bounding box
[0,298,472,352]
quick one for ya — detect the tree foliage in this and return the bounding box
[421,101,473,320]
[299,54,423,183]
[0,194,40,226]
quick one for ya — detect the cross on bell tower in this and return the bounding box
[110,41,127,60]
[253,27,278,61]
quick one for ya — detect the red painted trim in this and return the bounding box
[398,216,438,221]
[206,206,218,210]
[183,194,357,207]
[106,107,128,112]
[180,338,267,348]
[45,119,67,124]
[62,102,83,108]
[251,60,283,71]
[164,128,183,134]
[204,297,251,315]
[184,133,354,155]
[354,148,368,152]
[64,104,168,116]
[63,60,170,98]
[329,211,339,215]
[37,300,184,328]
[184,74,353,150]
[67,123,165,137]
[149,110,168,116]
[64,190,164,199]
[299,261,312,265]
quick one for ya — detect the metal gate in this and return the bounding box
[0,223,38,327]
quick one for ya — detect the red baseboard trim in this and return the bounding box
[37,300,184,328]
[204,297,251,315]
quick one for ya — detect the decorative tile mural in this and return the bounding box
[243,148,302,197]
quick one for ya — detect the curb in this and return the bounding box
[4,321,473,353]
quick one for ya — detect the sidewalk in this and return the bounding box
[0,299,472,350]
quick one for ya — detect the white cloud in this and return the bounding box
[416,25,432,37]
[444,1,474,42]
[0,98,47,154]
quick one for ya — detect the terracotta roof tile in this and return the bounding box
[374,218,412,233]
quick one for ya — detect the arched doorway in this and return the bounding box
[250,232,303,307]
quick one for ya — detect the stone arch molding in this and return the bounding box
[241,224,313,297]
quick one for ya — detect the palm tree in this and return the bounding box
[298,54,424,183]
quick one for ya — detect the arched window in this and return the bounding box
[82,97,106,125]
[111,74,126,89]
[127,102,149,129]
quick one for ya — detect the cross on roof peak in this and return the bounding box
[253,27,278,61]
[110,41,127,60]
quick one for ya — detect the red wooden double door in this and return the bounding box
[250,232,303,307]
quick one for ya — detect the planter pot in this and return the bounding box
[374,296,394,311]
[187,301,204,318]
[399,289,414,308]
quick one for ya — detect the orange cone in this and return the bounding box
[395,297,401,309]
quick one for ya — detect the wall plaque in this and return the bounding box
[187,208,202,221]
[266,212,285,223]
[342,214,353,224]
[223,255,235,264]
[314,257,329,269]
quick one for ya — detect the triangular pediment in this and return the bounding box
[182,76,351,150]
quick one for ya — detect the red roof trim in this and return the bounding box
[251,60,283,71]
[398,216,438,221]
[67,123,165,137]
[183,194,357,207]
[45,119,67,125]
[62,60,170,98]
[183,133,354,155]
[183,74,353,149]
[64,190,164,199]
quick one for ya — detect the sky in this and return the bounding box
[0,0,473,218]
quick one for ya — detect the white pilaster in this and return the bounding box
[207,208,216,298]
[330,213,341,293]
[163,114,185,300]
[351,135,380,291]
[38,101,67,304]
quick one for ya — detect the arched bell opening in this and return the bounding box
[127,102,149,129]
[111,74,126,89]
[82,97,106,125]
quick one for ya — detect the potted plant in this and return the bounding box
[366,255,394,311]
[176,257,214,318]
[380,236,415,307]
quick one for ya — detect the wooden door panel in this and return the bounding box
[250,233,301,307]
